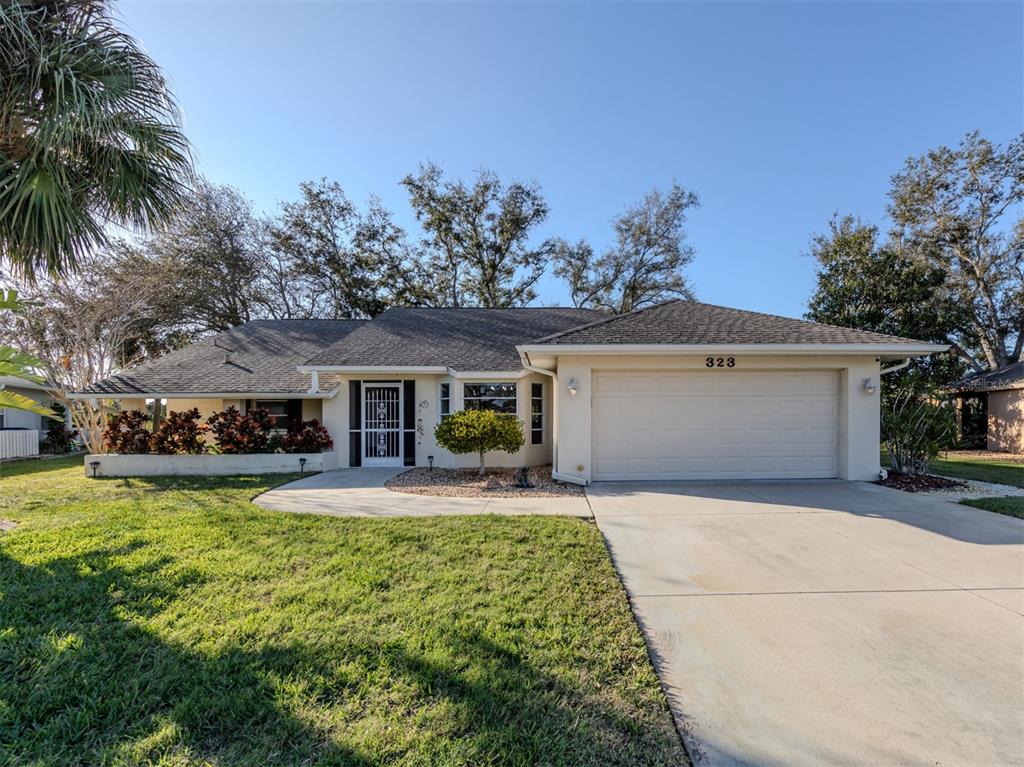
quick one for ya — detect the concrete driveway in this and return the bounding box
[588,480,1024,767]
[253,468,592,517]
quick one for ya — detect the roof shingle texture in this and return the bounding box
[305,307,602,370]
[532,300,931,346]
[952,361,1024,392]
[82,320,365,395]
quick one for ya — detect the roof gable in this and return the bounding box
[528,300,932,347]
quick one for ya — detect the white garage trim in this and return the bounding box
[591,369,839,481]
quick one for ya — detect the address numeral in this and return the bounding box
[705,357,736,368]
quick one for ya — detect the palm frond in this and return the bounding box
[0,389,56,418]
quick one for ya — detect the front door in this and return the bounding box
[362,383,403,466]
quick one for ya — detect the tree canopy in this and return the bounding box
[552,183,699,314]
[0,0,192,280]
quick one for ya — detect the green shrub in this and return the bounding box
[42,423,77,454]
[882,378,956,475]
[207,406,272,454]
[434,409,524,475]
[102,410,151,454]
[149,408,208,454]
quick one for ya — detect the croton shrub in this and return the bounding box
[205,406,272,454]
[149,408,208,455]
[281,418,334,453]
[102,410,152,454]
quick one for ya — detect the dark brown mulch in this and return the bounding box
[875,472,967,493]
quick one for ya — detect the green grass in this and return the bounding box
[960,496,1024,518]
[882,450,1024,488]
[930,453,1024,488]
[0,457,686,766]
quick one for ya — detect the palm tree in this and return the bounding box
[0,290,54,417]
[0,0,192,280]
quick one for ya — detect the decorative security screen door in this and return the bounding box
[362,383,403,466]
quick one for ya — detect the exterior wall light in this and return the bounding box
[863,378,877,395]
[567,377,579,396]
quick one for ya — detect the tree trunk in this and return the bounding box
[479,449,485,477]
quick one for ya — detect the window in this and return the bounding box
[463,382,517,414]
[0,408,5,429]
[254,400,289,429]
[439,383,451,421]
[530,383,543,445]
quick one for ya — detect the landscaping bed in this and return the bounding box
[0,455,685,766]
[875,472,967,493]
[385,464,585,497]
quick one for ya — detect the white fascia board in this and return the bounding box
[297,365,447,374]
[67,390,339,400]
[445,369,530,380]
[515,343,949,357]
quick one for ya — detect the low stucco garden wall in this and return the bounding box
[83,451,340,477]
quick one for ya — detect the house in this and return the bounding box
[0,376,55,459]
[949,361,1024,453]
[73,300,946,482]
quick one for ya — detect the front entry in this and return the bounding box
[362,383,403,466]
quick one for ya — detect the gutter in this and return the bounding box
[515,342,949,357]
[66,389,340,400]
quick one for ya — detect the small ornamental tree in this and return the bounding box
[882,377,956,475]
[434,409,524,476]
[281,419,333,453]
[149,408,208,454]
[102,410,151,454]
[207,406,272,454]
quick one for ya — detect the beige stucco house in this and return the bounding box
[950,361,1024,454]
[74,300,945,482]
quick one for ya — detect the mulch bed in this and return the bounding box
[385,465,584,498]
[875,472,967,493]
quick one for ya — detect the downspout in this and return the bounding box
[880,358,911,376]
[518,349,566,479]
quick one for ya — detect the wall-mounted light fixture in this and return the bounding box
[567,377,579,396]
[863,378,877,395]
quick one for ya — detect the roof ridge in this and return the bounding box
[528,298,686,343]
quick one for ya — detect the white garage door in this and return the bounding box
[592,370,839,481]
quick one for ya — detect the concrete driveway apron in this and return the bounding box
[587,479,1024,767]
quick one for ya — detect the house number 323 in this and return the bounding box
[705,357,736,368]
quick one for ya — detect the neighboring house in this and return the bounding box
[73,300,945,482]
[0,376,54,459]
[0,376,50,432]
[948,361,1024,454]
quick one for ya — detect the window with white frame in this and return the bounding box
[463,382,517,414]
[530,382,543,445]
[439,383,451,421]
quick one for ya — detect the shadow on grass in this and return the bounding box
[0,541,685,765]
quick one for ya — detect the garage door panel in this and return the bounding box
[592,370,839,481]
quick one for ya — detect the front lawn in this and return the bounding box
[930,452,1024,488]
[882,450,1024,488]
[960,496,1024,519]
[0,457,686,766]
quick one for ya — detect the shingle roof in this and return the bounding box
[950,361,1024,392]
[81,320,366,395]
[304,307,602,371]
[529,299,932,346]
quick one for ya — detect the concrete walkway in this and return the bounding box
[253,467,592,517]
[589,479,1024,767]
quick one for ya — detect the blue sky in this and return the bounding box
[119,1,1022,317]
